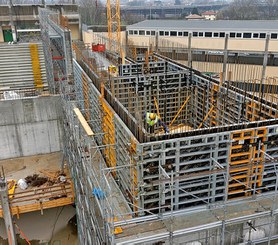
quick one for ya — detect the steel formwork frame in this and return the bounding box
[72,42,278,243]
[39,8,73,94]
[39,9,278,244]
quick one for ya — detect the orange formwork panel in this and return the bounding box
[129,137,138,214]
[228,128,267,199]
[99,83,116,175]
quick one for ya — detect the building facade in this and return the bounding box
[0,3,80,42]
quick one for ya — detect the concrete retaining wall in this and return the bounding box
[0,95,63,160]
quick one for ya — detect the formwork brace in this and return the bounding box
[198,105,215,129]
[169,95,191,127]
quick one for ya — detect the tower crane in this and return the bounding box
[106,0,124,64]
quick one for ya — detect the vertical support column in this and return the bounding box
[82,71,90,121]
[187,33,192,68]
[8,0,17,43]
[174,141,180,210]
[77,6,82,40]
[125,30,128,59]
[261,34,270,83]
[155,31,158,53]
[0,174,17,245]
[222,34,229,84]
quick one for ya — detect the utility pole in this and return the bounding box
[0,168,17,245]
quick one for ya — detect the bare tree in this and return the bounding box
[263,0,278,19]
[79,0,106,25]
[217,0,260,20]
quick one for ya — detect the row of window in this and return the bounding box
[128,30,278,39]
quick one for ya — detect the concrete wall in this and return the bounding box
[69,24,79,40]
[0,206,77,243]
[0,95,63,160]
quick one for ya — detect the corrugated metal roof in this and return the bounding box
[127,20,278,32]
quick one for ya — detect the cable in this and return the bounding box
[49,206,65,243]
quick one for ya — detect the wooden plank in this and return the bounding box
[73,107,94,136]
[0,197,74,218]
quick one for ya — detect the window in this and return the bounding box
[170,31,177,36]
[243,33,252,38]
[134,30,138,35]
[259,33,266,38]
[253,33,259,38]
[129,30,134,35]
[205,32,212,37]
[146,31,150,35]
[165,31,169,36]
[151,31,155,36]
[183,32,188,37]
[139,30,145,35]
[178,31,183,36]
[236,33,242,38]
[230,32,236,38]
[271,33,278,39]
[220,32,225,37]
[159,31,164,36]
[193,32,198,37]
[199,32,203,37]
[213,32,219,37]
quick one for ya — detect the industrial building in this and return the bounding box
[1,5,278,245]
[126,20,278,50]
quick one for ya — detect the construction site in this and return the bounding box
[0,2,278,245]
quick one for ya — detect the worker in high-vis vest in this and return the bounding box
[146,113,158,126]
[145,112,169,133]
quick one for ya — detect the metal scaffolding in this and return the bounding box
[39,7,73,94]
[39,8,278,245]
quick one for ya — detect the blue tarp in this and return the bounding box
[92,188,105,199]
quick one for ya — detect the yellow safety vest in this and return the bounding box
[146,113,158,126]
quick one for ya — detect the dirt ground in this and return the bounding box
[0,152,64,180]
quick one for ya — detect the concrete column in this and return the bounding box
[261,34,270,83]
[222,34,229,84]
[155,31,158,52]
[0,175,17,245]
[187,33,192,68]
[172,49,176,60]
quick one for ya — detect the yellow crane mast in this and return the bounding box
[107,0,124,63]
